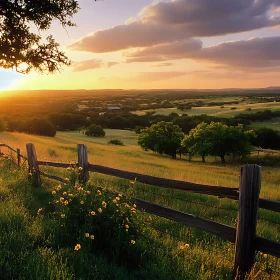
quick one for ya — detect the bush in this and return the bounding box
[50,179,142,266]
[85,124,105,137]
[25,118,56,137]
[108,139,124,146]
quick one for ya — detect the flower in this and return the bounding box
[67,167,72,171]
[116,197,120,201]
[61,214,65,218]
[90,235,94,240]
[131,240,135,245]
[98,208,102,213]
[133,204,137,208]
[64,200,69,205]
[78,167,83,171]
[68,193,74,197]
[60,197,65,202]
[97,190,102,196]
[86,191,91,195]
[118,193,122,198]
[90,211,96,216]
[85,233,89,238]
[74,244,81,251]
[179,245,185,250]
[126,217,129,222]
[56,185,62,191]
[263,254,268,259]
[37,208,43,215]
[102,201,107,208]
[77,187,83,191]
[184,244,190,248]
[125,224,129,229]
[52,191,56,195]
[113,199,117,203]
[80,200,84,205]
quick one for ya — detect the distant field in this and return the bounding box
[132,101,280,118]
[248,117,280,131]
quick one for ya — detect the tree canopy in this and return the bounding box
[85,124,105,137]
[183,122,254,163]
[138,121,184,159]
[0,0,79,73]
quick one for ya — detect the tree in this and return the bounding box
[25,117,56,137]
[251,127,280,150]
[85,124,105,137]
[0,119,6,132]
[183,122,254,163]
[0,1,79,73]
[138,121,184,159]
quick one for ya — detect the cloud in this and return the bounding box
[126,39,202,62]
[152,62,173,67]
[68,0,280,53]
[126,36,280,71]
[107,62,118,68]
[71,59,103,72]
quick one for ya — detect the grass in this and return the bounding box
[132,102,280,118]
[0,130,280,279]
[248,117,280,131]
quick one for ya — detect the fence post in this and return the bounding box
[17,148,21,167]
[26,143,41,187]
[234,164,261,279]
[77,144,89,184]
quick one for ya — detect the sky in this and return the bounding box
[2,0,280,91]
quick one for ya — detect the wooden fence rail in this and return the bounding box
[1,142,280,279]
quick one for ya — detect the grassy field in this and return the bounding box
[1,130,280,279]
[132,102,280,118]
[248,117,280,131]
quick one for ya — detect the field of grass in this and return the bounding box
[132,102,280,118]
[248,117,280,131]
[1,130,280,279]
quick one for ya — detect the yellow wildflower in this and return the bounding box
[179,245,185,250]
[37,208,43,215]
[90,211,96,216]
[56,185,62,191]
[113,199,117,203]
[102,201,107,208]
[98,208,102,213]
[74,244,81,251]
[67,167,72,171]
[61,214,65,218]
[125,224,129,229]
[118,193,122,198]
[78,167,83,171]
[116,197,120,201]
[133,204,137,208]
[85,233,89,238]
[86,191,91,195]
[263,254,268,259]
[78,187,83,191]
[68,193,74,197]
[97,190,102,196]
[60,197,65,202]
[80,201,84,205]
[185,244,190,248]
[90,235,94,240]
[126,217,129,222]
[52,190,56,195]
[131,240,135,245]
[64,200,69,205]
[63,192,67,196]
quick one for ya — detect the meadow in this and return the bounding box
[0,130,280,279]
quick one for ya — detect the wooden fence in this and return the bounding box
[1,142,280,279]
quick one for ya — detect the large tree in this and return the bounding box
[138,121,184,159]
[0,0,79,74]
[183,122,254,163]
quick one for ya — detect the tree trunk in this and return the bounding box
[221,154,226,163]
[202,154,205,162]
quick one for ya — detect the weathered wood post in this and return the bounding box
[26,143,41,187]
[234,164,261,279]
[77,144,89,184]
[17,148,21,167]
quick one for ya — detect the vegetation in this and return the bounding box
[138,121,184,159]
[0,0,79,73]
[85,124,105,137]
[183,123,254,163]
[108,139,124,146]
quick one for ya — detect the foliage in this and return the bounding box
[108,139,124,146]
[50,178,142,265]
[0,0,79,73]
[183,122,254,163]
[85,124,105,137]
[251,127,280,150]
[25,117,56,137]
[138,121,184,159]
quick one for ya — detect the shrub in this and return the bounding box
[50,178,142,266]
[108,139,124,146]
[85,124,105,137]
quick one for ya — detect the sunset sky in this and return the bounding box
[2,0,280,91]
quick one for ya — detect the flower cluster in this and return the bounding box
[50,180,142,256]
